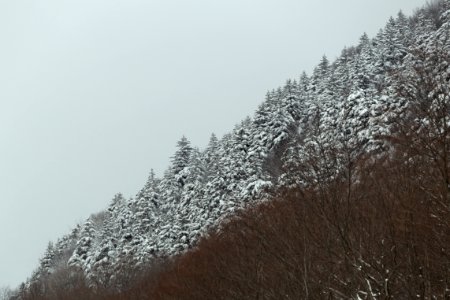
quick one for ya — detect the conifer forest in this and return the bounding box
[6,0,450,299]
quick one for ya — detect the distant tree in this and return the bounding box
[310,55,331,96]
[39,242,56,276]
[331,47,354,98]
[351,32,377,91]
[171,136,193,179]
[204,133,221,179]
[378,16,408,72]
[67,219,97,286]
[0,286,13,300]
[136,169,159,204]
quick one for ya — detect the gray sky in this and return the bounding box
[0,0,427,288]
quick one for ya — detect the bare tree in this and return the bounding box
[0,286,14,300]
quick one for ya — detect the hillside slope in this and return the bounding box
[15,0,450,298]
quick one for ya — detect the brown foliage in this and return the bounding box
[19,139,450,299]
[104,147,448,299]
[155,182,444,298]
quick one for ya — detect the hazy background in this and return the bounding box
[0,0,427,288]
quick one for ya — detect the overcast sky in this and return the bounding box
[0,0,428,288]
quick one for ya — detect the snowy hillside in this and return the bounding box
[16,0,450,297]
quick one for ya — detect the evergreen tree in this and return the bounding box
[171,136,193,178]
[204,133,221,180]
